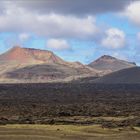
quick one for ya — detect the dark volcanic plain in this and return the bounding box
[0,83,140,128]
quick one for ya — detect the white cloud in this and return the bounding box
[19,33,30,41]
[112,52,128,60]
[124,1,140,26]
[0,2,98,39]
[101,28,126,49]
[137,32,140,40]
[47,39,70,51]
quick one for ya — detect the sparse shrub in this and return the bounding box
[102,122,118,128]
[0,117,8,125]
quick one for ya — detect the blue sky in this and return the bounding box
[0,0,140,65]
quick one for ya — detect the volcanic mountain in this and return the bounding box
[93,67,140,84]
[0,46,67,64]
[0,47,138,83]
[0,46,97,83]
[88,55,136,73]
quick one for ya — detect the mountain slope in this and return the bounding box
[88,55,136,72]
[0,46,66,64]
[0,46,98,82]
[93,67,140,84]
[2,63,98,82]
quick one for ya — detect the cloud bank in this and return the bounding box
[2,0,134,15]
[101,28,126,49]
[47,39,70,51]
[124,1,140,26]
[0,2,98,39]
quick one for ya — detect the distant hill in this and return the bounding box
[88,55,136,73]
[0,46,138,83]
[0,46,97,82]
[93,67,140,84]
[0,46,67,64]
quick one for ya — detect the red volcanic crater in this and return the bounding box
[0,46,65,64]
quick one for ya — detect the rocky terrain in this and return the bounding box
[0,83,139,127]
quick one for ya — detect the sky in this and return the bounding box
[0,0,140,65]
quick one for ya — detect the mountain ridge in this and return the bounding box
[0,46,137,83]
[93,67,140,84]
[0,46,98,82]
[88,55,136,72]
[0,46,66,64]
